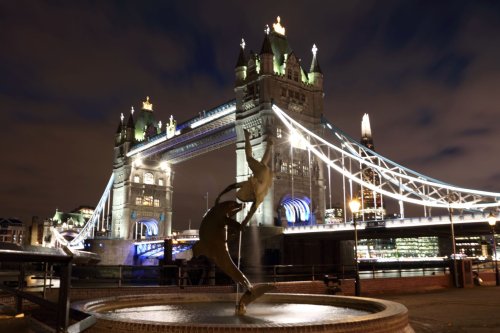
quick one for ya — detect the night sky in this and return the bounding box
[2,1,500,230]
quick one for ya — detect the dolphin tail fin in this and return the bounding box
[237,283,276,314]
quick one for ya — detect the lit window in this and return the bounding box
[144,173,154,185]
[134,175,140,183]
[158,179,164,186]
[281,162,289,173]
[277,127,282,138]
[135,197,142,205]
[154,199,160,207]
[143,196,153,206]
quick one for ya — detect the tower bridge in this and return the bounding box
[49,17,500,265]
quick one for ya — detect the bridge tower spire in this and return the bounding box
[234,16,326,227]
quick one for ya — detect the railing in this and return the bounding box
[64,260,461,287]
[5,260,497,291]
[244,260,452,283]
[0,249,96,333]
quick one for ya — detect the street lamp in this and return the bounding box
[487,212,499,286]
[349,198,361,296]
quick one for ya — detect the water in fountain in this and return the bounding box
[102,301,369,325]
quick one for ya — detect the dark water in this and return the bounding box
[104,302,370,324]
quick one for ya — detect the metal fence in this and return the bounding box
[2,259,498,290]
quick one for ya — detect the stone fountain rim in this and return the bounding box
[73,292,410,329]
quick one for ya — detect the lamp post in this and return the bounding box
[349,198,361,296]
[448,206,459,288]
[487,212,499,286]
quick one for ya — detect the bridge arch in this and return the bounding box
[133,218,159,240]
[278,195,312,227]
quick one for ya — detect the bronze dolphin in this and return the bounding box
[192,200,252,290]
[192,200,276,314]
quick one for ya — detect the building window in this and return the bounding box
[302,165,309,176]
[281,162,289,173]
[135,197,142,205]
[144,173,154,185]
[293,71,299,82]
[276,127,282,138]
[134,175,140,183]
[281,88,286,97]
[287,70,292,80]
[154,199,160,207]
[158,179,164,186]
[143,196,153,206]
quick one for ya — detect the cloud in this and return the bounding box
[2,1,500,229]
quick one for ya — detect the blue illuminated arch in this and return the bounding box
[137,218,159,238]
[279,195,311,226]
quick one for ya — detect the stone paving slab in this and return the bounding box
[379,286,500,333]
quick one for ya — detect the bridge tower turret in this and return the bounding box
[234,17,326,227]
[111,98,173,243]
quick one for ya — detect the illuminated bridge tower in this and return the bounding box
[234,17,326,227]
[112,97,173,240]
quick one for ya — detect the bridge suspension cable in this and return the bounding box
[272,105,500,211]
[51,174,114,248]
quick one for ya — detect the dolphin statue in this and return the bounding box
[192,200,252,290]
[192,200,275,314]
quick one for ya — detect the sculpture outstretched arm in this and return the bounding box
[215,182,244,204]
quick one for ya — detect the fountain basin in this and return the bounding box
[74,292,414,332]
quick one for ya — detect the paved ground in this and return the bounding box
[379,286,500,333]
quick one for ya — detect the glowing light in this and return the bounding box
[240,38,246,49]
[487,212,497,226]
[160,161,171,173]
[349,199,361,214]
[190,104,236,129]
[312,44,318,57]
[264,25,270,35]
[142,96,153,111]
[273,16,285,35]
[289,130,308,150]
[133,158,143,168]
[131,106,135,115]
[127,135,166,157]
[120,113,124,122]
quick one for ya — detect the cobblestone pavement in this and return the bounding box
[379,286,500,333]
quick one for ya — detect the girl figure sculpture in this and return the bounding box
[216,129,273,228]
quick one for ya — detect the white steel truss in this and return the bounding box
[272,104,500,211]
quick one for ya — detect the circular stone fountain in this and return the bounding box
[75,293,414,332]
